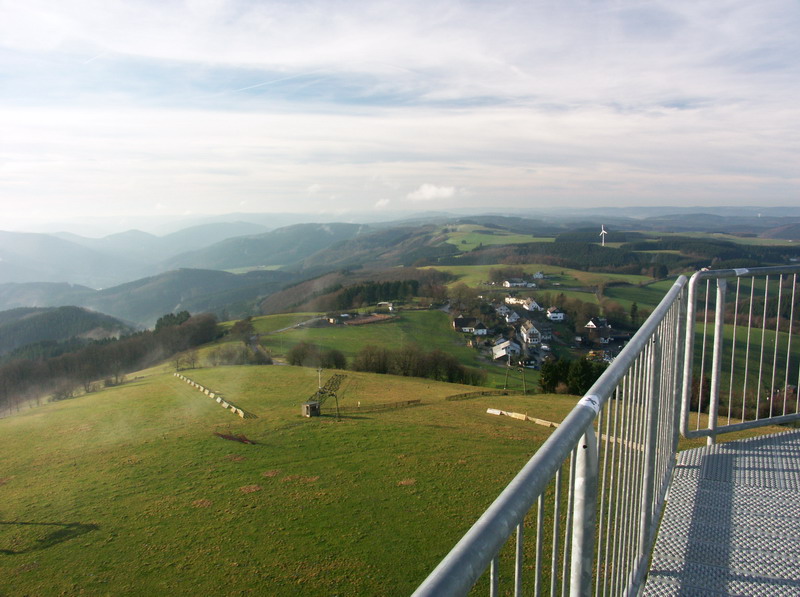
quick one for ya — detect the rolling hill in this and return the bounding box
[0,306,135,356]
[163,223,369,271]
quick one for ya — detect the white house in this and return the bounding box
[453,317,488,336]
[533,271,545,279]
[503,278,528,288]
[505,311,520,324]
[495,304,512,316]
[520,321,541,345]
[547,307,565,322]
[492,340,521,360]
[523,298,544,312]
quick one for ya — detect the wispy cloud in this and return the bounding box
[407,184,457,202]
[0,0,798,228]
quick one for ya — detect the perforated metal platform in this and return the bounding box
[643,430,800,596]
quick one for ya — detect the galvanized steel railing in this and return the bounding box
[680,265,800,443]
[413,276,689,597]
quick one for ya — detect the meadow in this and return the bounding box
[0,364,574,595]
[424,263,652,289]
[442,224,554,252]
[250,310,522,390]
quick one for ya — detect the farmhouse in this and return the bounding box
[452,317,488,336]
[546,307,565,321]
[503,278,528,288]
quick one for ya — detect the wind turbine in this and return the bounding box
[599,225,608,247]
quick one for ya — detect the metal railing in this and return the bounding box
[414,264,800,596]
[413,276,688,597]
[680,266,800,443]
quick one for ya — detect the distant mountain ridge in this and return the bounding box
[163,222,368,270]
[0,269,295,327]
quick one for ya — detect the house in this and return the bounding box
[492,339,521,361]
[520,320,541,345]
[540,324,553,340]
[452,317,488,336]
[495,304,512,316]
[533,271,545,280]
[585,318,612,344]
[505,296,526,306]
[584,317,609,330]
[523,298,544,312]
[503,278,528,288]
[376,301,395,312]
[546,307,565,321]
[504,311,520,324]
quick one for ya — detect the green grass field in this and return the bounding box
[442,224,554,252]
[0,365,575,595]
[250,310,523,389]
[424,263,651,289]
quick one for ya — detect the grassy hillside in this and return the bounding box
[250,310,521,389]
[0,364,575,595]
[0,306,134,356]
[424,263,652,288]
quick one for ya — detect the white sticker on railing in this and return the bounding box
[734,268,750,276]
[578,394,601,415]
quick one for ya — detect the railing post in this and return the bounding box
[570,427,597,596]
[707,278,727,445]
[638,335,661,556]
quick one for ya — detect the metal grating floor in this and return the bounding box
[643,429,800,596]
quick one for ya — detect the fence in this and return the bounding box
[336,399,421,414]
[680,266,800,443]
[414,264,800,596]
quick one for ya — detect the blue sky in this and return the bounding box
[1,0,798,231]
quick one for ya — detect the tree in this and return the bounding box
[567,359,595,395]
[230,316,255,339]
[630,302,639,326]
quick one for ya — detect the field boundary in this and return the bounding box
[174,373,257,419]
[445,390,513,401]
[336,399,421,414]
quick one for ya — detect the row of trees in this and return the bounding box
[351,344,487,386]
[0,313,219,413]
[284,341,487,386]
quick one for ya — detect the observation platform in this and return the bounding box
[643,429,800,596]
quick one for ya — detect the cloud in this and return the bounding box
[307,184,322,194]
[374,198,390,208]
[407,184,456,202]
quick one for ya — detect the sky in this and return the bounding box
[1,0,799,232]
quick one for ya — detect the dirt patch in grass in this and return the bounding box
[397,478,416,486]
[262,469,280,478]
[239,485,262,494]
[279,475,319,484]
[0,477,10,486]
[192,499,212,508]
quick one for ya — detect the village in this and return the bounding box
[449,272,632,371]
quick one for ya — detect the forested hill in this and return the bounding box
[0,306,135,356]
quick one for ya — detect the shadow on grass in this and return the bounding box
[0,521,99,555]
